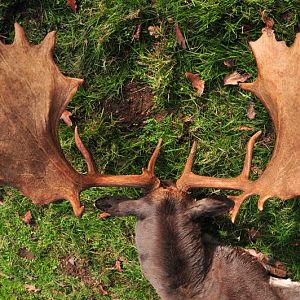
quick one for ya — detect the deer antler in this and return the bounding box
[0,24,160,216]
[177,26,300,222]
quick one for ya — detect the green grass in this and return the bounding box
[1,0,300,299]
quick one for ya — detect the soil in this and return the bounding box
[59,256,108,295]
[104,81,157,129]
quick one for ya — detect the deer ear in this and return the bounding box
[95,196,148,219]
[188,197,234,219]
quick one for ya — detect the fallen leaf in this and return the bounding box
[97,212,111,219]
[115,260,122,272]
[175,23,186,49]
[282,12,292,22]
[18,247,34,260]
[251,165,263,176]
[239,125,254,131]
[67,0,77,13]
[99,285,108,296]
[185,72,205,97]
[245,249,287,278]
[260,10,274,29]
[133,24,142,40]
[224,71,251,85]
[21,210,32,224]
[223,59,235,68]
[148,26,161,38]
[247,101,256,120]
[23,284,40,293]
[60,110,72,127]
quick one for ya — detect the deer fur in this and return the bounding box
[95,183,300,300]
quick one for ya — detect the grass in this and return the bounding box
[0,0,300,299]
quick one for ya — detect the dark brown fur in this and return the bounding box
[95,184,300,300]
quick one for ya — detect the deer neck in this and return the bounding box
[135,205,213,299]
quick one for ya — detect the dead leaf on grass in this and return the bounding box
[67,0,77,13]
[21,210,32,224]
[245,249,287,278]
[18,247,34,260]
[224,71,251,85]
[260,10,274,29]
[223,59,235,68]
[185,72,205,97]
[115,260,122,272]
[23,284,40,293]
[251,165,263,176]
[99,285,108,295]
[239,125,254,131]
[60,110,73,127]
[247,101,256,120]
[175,23,186,49]
[148,26,161,38]
[133,24,142,40]
[97,212,111,219]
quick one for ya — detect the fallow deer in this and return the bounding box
[1,22,300,300]
[95,143,300,300]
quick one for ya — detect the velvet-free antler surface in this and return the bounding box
[0,24,160,216]
[177,27,300,221]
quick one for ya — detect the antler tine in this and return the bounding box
[177,132,263,222]
[75,126,97,175]
[79,139,161,191]
[146,138,162,174]
[13,23,29,46]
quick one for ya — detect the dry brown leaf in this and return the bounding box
[115,260,122,272]
[99,285,108,295]
[148,26,161,38]
[23,284,40,293]
[175,23,186,49]
[224,71,251,85]
[260,10,274,29]
[18,247,34,260]
[245,249,287,278]
[251,165,263,176]
[133,24,142,41]
[60,110,73,127]
[97,212,111,219]
[223,59,235,68]
[185,72,205,97]
[67,0,77,13]
[247,101,256,120]
[239,125,254,131]
[21,210,32,224]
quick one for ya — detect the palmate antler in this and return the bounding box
[0,24,161,216]
[177,26,300,221]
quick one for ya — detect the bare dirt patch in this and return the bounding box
[104,82,155,128]
[60,256,108,295]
